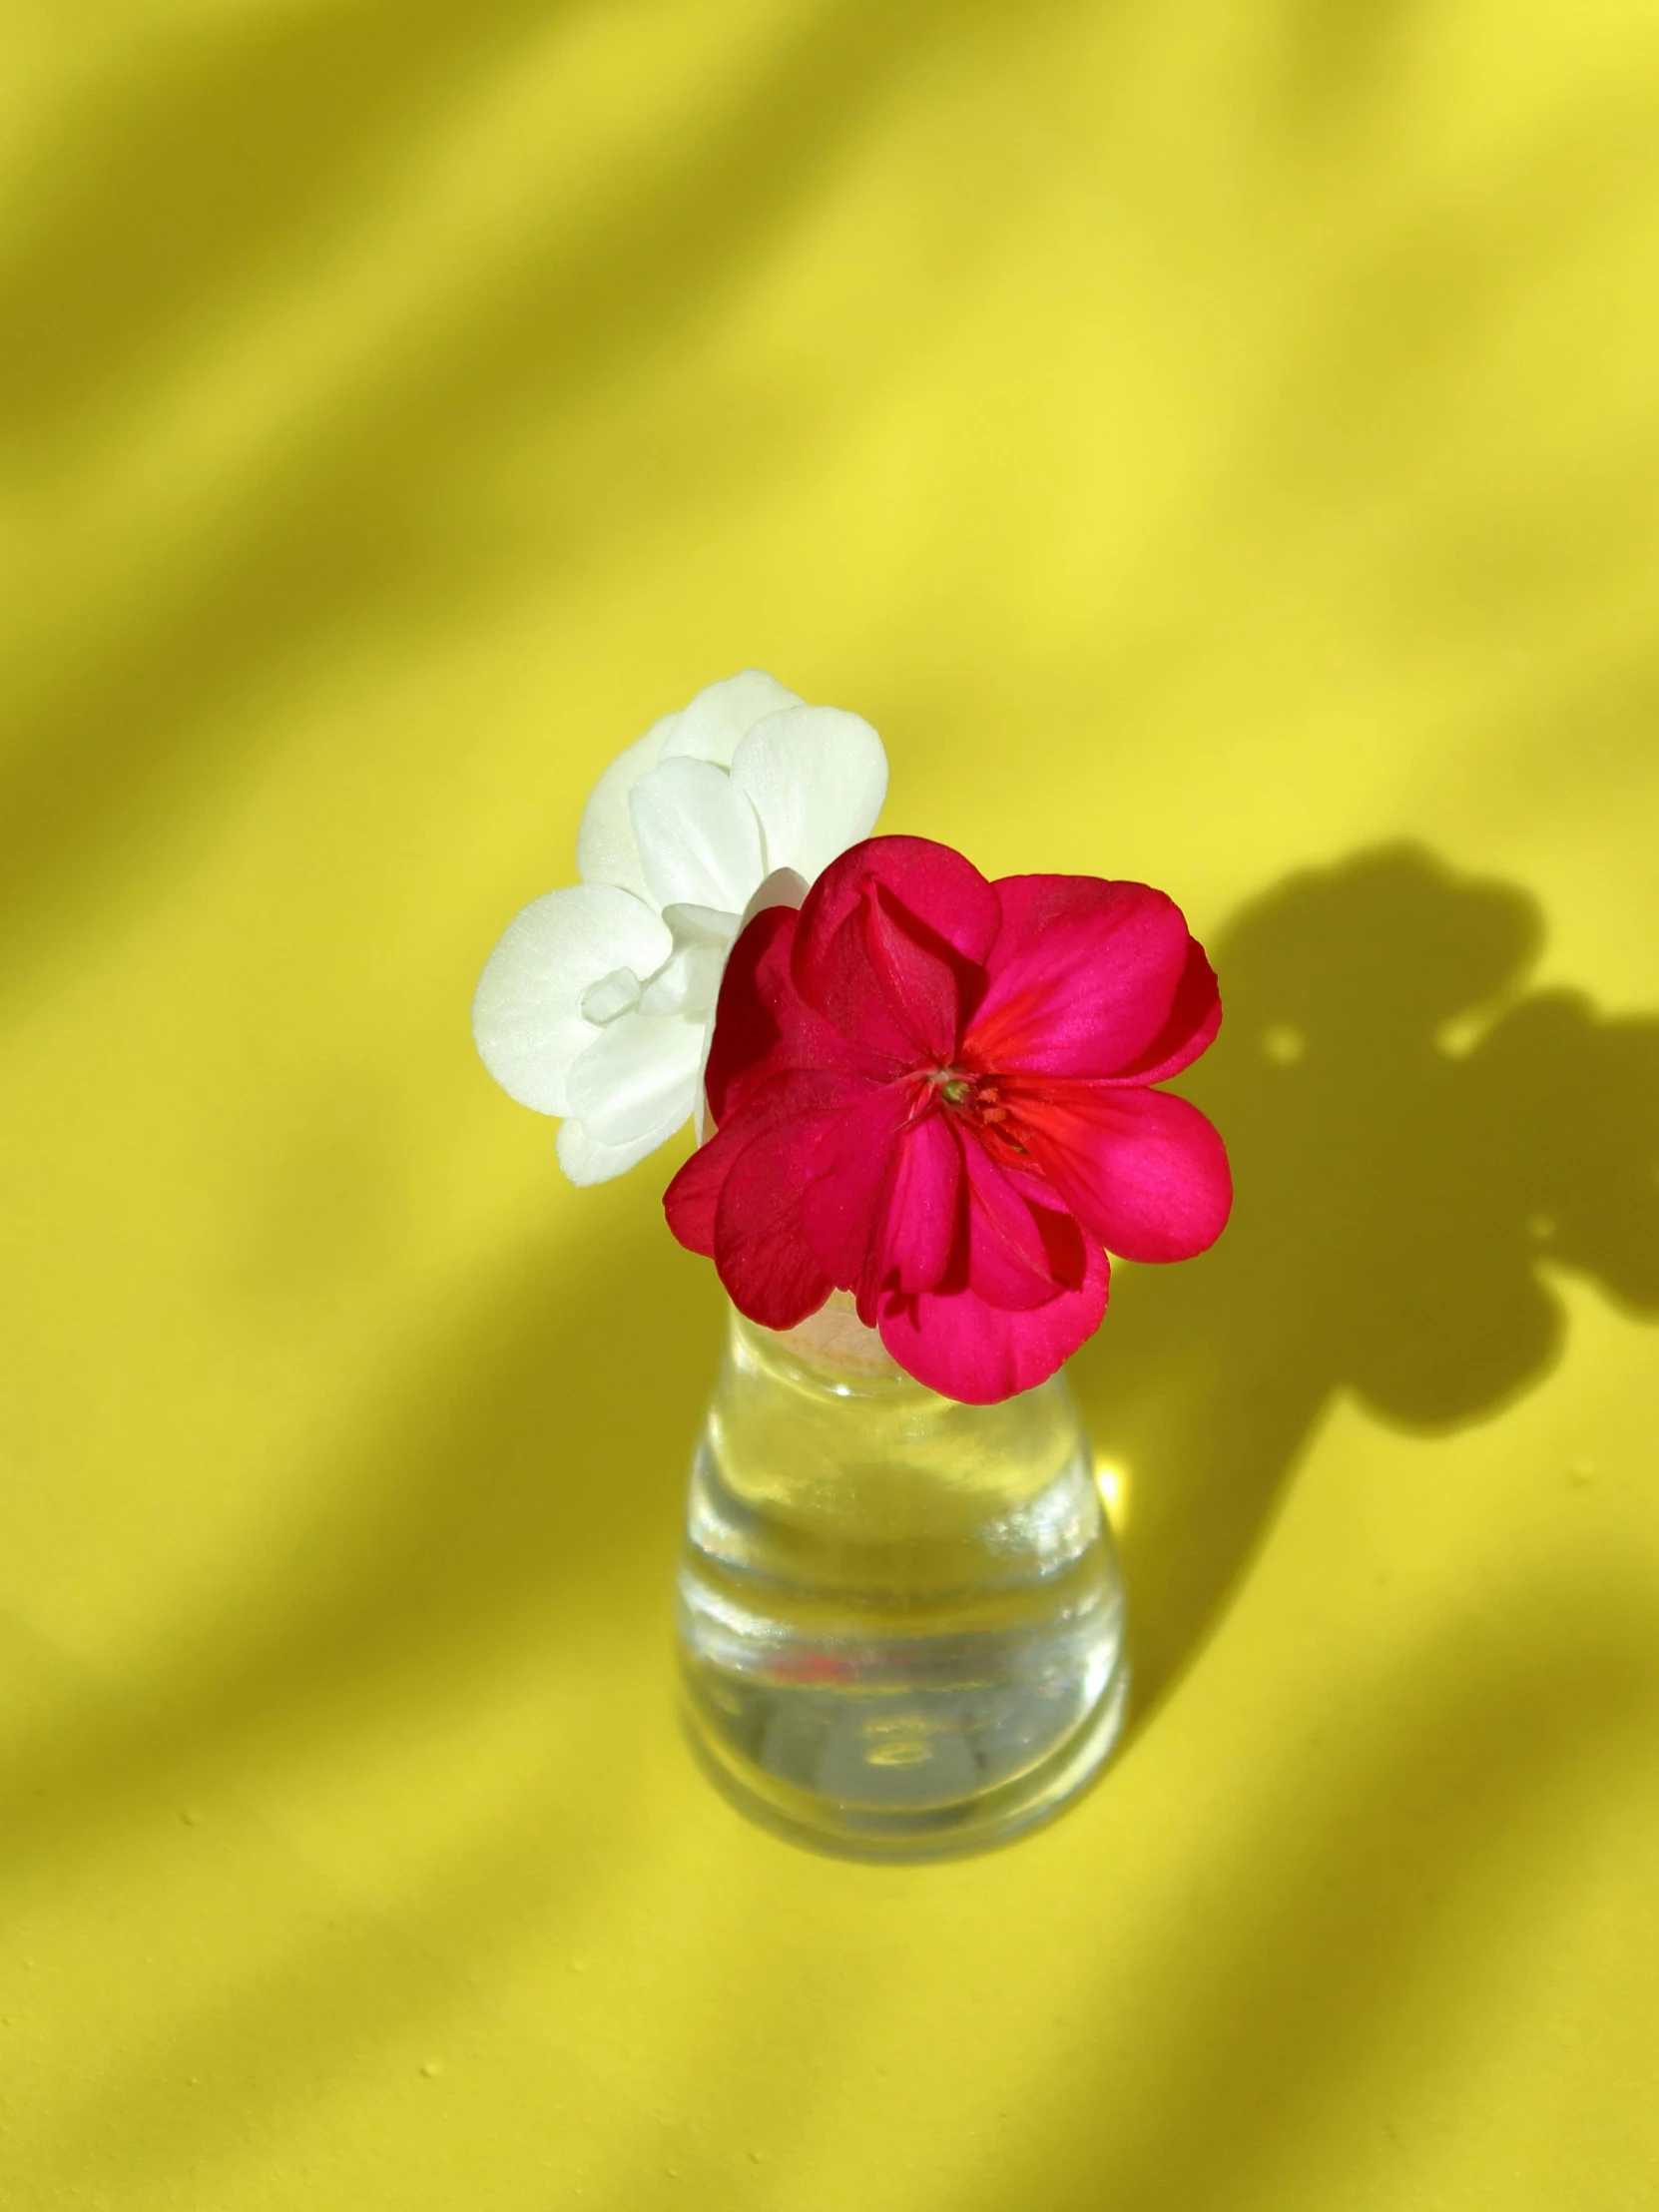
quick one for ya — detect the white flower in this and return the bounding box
[472,670,887,1184]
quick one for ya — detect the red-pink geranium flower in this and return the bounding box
[664,835,1231,1402]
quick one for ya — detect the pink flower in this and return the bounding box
[664,836,1231,1402]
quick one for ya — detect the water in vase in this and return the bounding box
[677,1303,1129,1859]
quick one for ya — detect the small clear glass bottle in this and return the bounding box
[677,1298,1129,1860]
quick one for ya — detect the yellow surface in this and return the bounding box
[4,4,1658,2205]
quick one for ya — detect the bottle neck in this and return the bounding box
[762,1290,898,1384]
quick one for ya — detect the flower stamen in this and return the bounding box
[929,1067,1018,1137]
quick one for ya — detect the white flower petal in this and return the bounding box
[692,1014,717,1143]
[575,710,680,896]
[581,966,643,1025]
[660,670,802,768]
[660,900,741,946]
[731,705,887,884]
[565,1009,703,1145]
[639,940,729,1017]
[630,757,764,913]
[472,885,670,1116]
[738,866,808,929]
[556,1113,685,1187]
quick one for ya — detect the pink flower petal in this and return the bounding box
[795,836,1000,1023]
[661,1123,729,1257]
[877,1239,1110,1403]
[665,1067,867,1287]
[1101,934,1223,1085]
[802,1093,963,1322]
[958,1136,1067,1311]
[714,1113,843,1329]
[799,1080,917,1291]
[861,885,974,1063]
[665,1059,820,1254]
[1010,1082,1233,1263]
[703,904,882,1131]
[807,900,932,1067]
[968,876,1195,1079]
[872,1106,962,1301]
[701,904,795,1131]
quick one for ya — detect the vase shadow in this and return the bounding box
[1068,840,1659,1720]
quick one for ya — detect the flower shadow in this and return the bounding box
[1068,841,1659,1716]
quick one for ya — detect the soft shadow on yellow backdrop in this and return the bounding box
[3,3,1658,2206]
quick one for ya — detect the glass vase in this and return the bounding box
[676,1298,1129,1860]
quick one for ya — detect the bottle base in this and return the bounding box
[678,1640,1131,1864]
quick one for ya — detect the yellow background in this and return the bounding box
[4,2,1658,2204]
